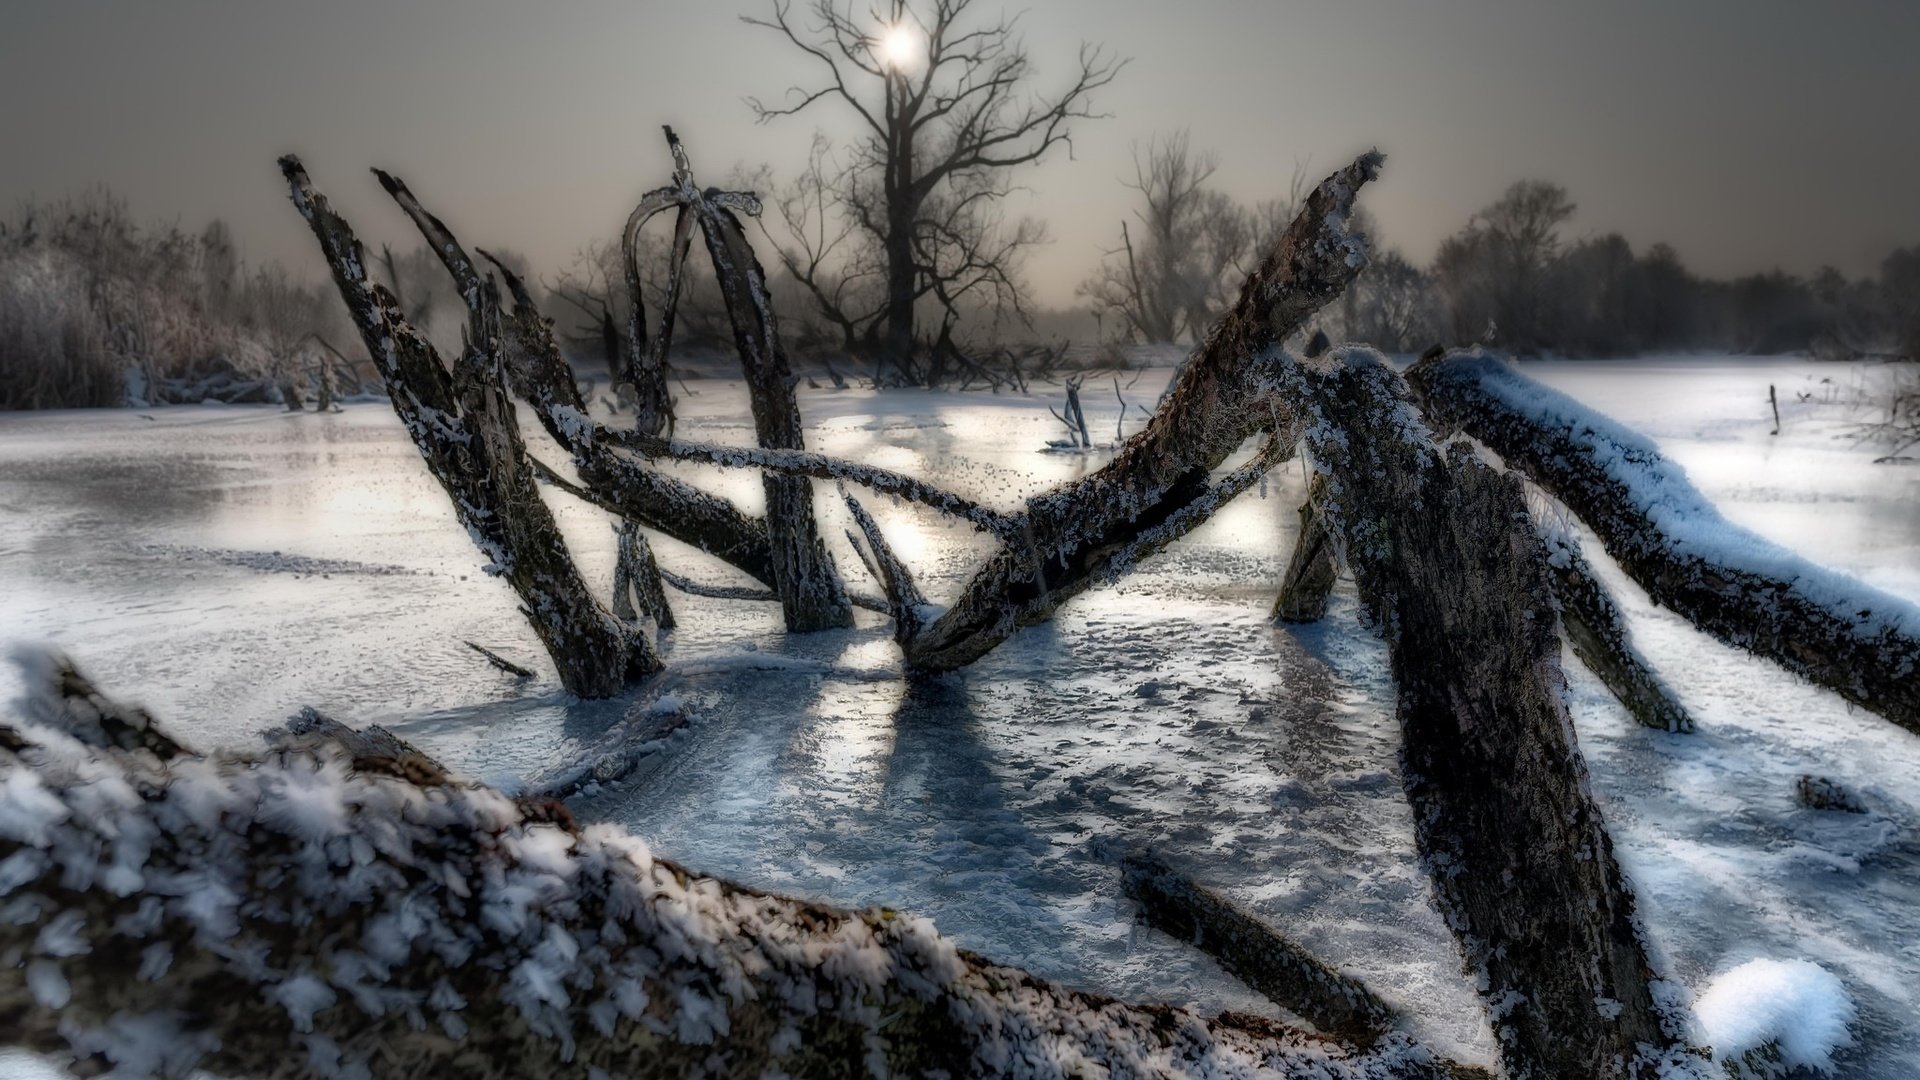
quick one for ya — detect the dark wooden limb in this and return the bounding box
[1538,525,1694,733]
[1272,474,1337,624]
[674,128,854,633]
[1119,852,1407,1051]
[1281,349,1702,1079]
[0,660,1474,1080]
[464,640,535,679]
[841,488,931,643]
[594,430,1020,539]
[895,152,1386,673]
[281,156,658,697]
[1410,351,1920,735]
[611,521,676,631]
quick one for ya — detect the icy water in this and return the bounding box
[2,357,1919,1076]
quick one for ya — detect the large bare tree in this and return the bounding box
[745,0,1121,381]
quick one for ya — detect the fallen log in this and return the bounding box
[1409,351,1920,734]
[0,655,1479,1080]
[1280,348,1703,1078]
[281,156,658,697]
[1118,851,1409,1052]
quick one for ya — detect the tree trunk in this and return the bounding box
[891,152,1386,673]
[1281,349,1703,1079]
[0,657,1478,1080]
[883,200,917,383]
[1272,474,1337,623]
[1539,524,1693,732]
[686,165,854,633]
[611,520,675,631]
[280,156,658,697]
[1410,351,1920,735]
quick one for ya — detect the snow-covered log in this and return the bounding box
[1538,523,1694,733]
[1409,351,1920,734]
[1281,349,1704,1079]
[888,152,1385,673]
[1271,474,1337,624]
[279,156,658,698]
[0,655,1481,1080]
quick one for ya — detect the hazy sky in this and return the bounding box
[4,0,1916,307]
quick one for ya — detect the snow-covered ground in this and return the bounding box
[2,356,1917,1076]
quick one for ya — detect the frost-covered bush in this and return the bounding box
[0,191,348,410]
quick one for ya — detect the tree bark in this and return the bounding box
[1410,351,1920,735]
[1272,474,1337,624]
[0,657,1476,1080]
[890,152,1386,673]
[280,156,658,697]
[673,130,855,633]
[1539,524,1693,732]
[1280,349,1703,1079]
[1119,852,1410,1053]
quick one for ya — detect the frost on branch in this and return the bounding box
[1410,351,1920,734]
[279,156,657,698]
[0,655,1482,1080]
[1278,348,1705,1079]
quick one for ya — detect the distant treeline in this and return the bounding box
[1372,180,1920,361]
[4,175,1916,410]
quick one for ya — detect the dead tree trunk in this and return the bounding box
[1410,351,1920,735]
[1538,523,1694,733]
[1119,852,1409,1053]
[1272,474,1337,623]
[0,656,1477,1080]
[610,521,675,631]
[280,156,658,697]
[853,152,1386,673]
[1280,349,1703,1079]
[667,129,854,632]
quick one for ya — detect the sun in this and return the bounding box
[876,23,924,70]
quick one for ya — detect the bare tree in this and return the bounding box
[746,0,1122,381]
[1433,179,1575,352]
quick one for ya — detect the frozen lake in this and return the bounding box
[2,356,1918,1075]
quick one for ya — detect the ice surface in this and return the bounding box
[1,356,1917,1076]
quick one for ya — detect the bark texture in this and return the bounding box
[1410,351,1920,734]
[886,152,1385,673]
[1539,525,1693,732]
[1281,349,1703,1079]
[671,129,854,632]
[1272,474,1337,624]
[0,655,1476,1080]
[280,156,657,698]
[1119,852,1408,1053]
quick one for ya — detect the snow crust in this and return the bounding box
[1695,958,1854,1074]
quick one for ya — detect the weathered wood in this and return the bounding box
[464,640,536,679]
[1280,349,1702,1079]
[1410,351,1920,735]
[670,129,854,633]
[893,152,1385,673]
[281,156,658,697]
[1538,523,1694,733]
[0,658,1476,1080]
[1272,473,1337,623]
[1119,851,1408,1052]
[610,521,676,630]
